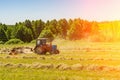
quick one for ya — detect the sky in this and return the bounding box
[0,0,120,24]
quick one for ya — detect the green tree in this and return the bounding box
[6,26,13,40]
[32,20,45,39]
[67,18,92,40]
[15,25,33,42]
[44,19,60,36]
[0,27,8,42]
[58,19,69,39]
[24,20,35,39]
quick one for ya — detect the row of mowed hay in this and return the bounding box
[1,55,115,61]
[1,63,120,71]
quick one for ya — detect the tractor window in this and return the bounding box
[36,40,41,46]
[36,39,47,46]
[42,39,46,44]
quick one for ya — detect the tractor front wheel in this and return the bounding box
[50,49,59,54]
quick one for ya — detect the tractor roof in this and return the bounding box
[37,38,48,40]
[37,38,53,42]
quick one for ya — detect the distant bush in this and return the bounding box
[39,30,54,41]
[0,41,4,44]
[5,39,24,44]
[30,40,36,43]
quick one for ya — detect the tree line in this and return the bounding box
[1,18,120,43]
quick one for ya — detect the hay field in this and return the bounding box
[1,40,120,80]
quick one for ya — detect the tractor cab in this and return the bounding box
[36,38,48,46]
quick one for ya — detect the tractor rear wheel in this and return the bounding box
[34,46,46,55]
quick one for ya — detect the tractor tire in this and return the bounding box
[55,49,59,54]
[34,47,46,55]
[50,49,59,54]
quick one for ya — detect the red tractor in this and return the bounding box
[34,38,59,55]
